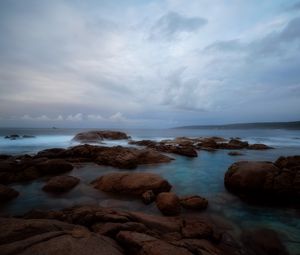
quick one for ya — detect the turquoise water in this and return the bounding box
[0,128,300,253]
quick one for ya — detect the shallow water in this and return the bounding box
[0,128,300,254]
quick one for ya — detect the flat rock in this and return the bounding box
[91,172,172,196]
[0,217,124,255]
[43,175,80,193]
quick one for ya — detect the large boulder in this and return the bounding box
[0,217,124,255]
[73,130,129,143]
[225,158,300,204]
[43,175,80,193]
[156,192,181,216]
[248,144,273,150]
[91,172,172,197]
[180,195,208,210]
[0,184,19,202]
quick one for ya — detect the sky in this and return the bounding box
[0,0,300,128]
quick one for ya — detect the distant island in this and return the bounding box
[173,121,300,130]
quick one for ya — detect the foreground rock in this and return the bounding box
[225,156,300,204]
[43,175,80,193]
[180,195,208,210]
[73,130,129,143]
[91,172,172,197]
[0,217,124,255]
[156,192,181,216]
[20,205,245,255]
[0,184,19,202]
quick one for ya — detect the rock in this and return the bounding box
[199,138,219,149]
[225,158,300,204]
[275,155,300,169]
[241,228,289,255]
[225,161,279,195]
[22,135,35,138]
[4,134,20,139]
[0,185,19,202]
[248,144,272,150]
[37,159,74,175]
[180,195,208,210]
[91,172,172,197]
[36,148,67,158]
[0,217,124,255]
[228,151,244,156]
[156,192,181,216]
[117,231,193,255]
[181,218,214,239]
[142,190,156,204]
[128,140,157,147]
[73,130,129,143]
[43,175,80,193]
[219,139,249,149]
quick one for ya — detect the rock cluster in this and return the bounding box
[0,145,172,184]
[73,130,129,143]
[224,155,300,204]
[129,137,272,157]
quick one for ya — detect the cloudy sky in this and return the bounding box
[0,0,300,128]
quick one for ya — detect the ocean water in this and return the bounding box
[0,128,300,254]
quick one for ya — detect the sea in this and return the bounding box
[0,127,300,254]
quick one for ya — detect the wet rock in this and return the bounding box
[219,139,249,149]
[180,195,208,210]
[36,148,67,158]
[128,140,157,147]
[4,134,20,139]
[181,218,214,239]
[0,184,19,202]
[0,217,124,255]
[228,151,244,156]
[225,158,300,204]
[73,130,129,143]
[43,175,80,193]
[22,135,35,138]
[117,231,193,255]
[142,190,156,204]
[156,192,181,216]
[248,144,272,150]
[91,172,172,197]
[241,228,289,255]
[37,159,74,175]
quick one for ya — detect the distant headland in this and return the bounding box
[173,120,300,130]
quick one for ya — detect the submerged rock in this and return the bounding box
[43,175,80,193]
[248,144,273,150]
[0,184,19,202]
[73,130,129,143]
[91,172,172,197]
[156,192,181,216]
[228,151,244,156]
[180,195,208,210]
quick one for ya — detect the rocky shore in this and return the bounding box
[0,130,298,254]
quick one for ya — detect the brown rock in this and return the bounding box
[142,190,156,204]
[180,195,208,210]
[248,144,272,150]
[73,130,129,143]
[37,159,74,175]
[275,155,300,169]
[0,217,124,255]
[117,231,193,255]
[156,192,181,216]
[181,218,214,239]
[91,172,172,196]
[228,151,244,156]
[43,175,80,193]
[0,184,19,202]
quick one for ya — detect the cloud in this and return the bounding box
[66,113,83,122]
[150,11,207,40]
